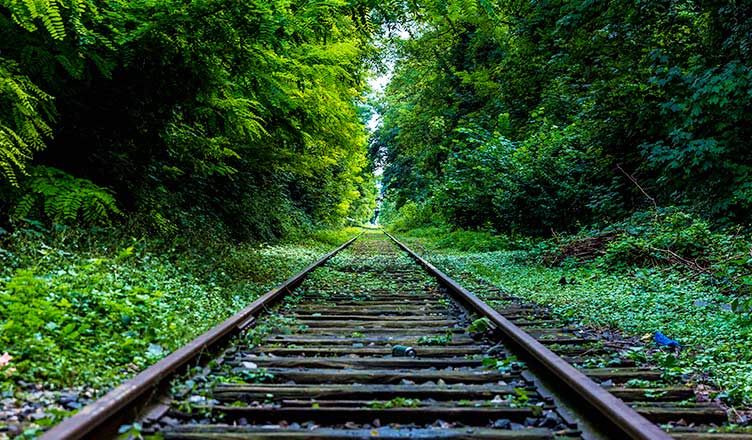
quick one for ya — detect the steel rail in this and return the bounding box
[42,233,362,440]
[384,231,673,440]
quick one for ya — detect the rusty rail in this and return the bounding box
[384,231,673,440]
[41,233,361,440]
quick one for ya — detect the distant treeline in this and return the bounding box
[373,1,752,234]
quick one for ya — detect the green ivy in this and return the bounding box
[0,226,352,390]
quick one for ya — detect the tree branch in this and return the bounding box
[617,164,657,210]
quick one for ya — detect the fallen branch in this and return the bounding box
[650,247,711,274]
[542,231,617,265]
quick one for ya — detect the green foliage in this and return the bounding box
[432,229,509,253]
[308,227,363,247]
[238,368,274,384]
[97,0,376,234]
[382,200,439,232]
[13,166,121,225]
[0,60,54,186]
[1,0,379,235]
[386,224,513,253]
[117,422,143,440]
[6,0,72,39]
[0,0,110,187]
[598,209,725,267]
[374,0,752,232]
[541,208,752,304]
[0,225,342,391]
[416,330,453,346]
[368,397,421,409]
[435,123,598,233]
[467,317,492,333]
[482,355,524,374]
[400,229,752,405]
[242,314,307,347]
[640,60,752,221]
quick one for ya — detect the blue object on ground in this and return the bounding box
[654,331,681,349]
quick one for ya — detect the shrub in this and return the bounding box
[433,122,600,235]
[13,166,121,225]
[384,200,440,232]
[599,208,733,268]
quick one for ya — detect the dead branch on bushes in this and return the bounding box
[649,247,712,274]
[543,232,618,265]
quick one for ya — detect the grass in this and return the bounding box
[0,226,361,394]
[394,229,752,407]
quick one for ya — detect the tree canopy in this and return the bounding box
[1,0,384,238]
[3,0,751,238]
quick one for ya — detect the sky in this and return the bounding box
[365,25,410,131]
[366,73,390,131]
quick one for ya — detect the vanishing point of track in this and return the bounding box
[42,231,739,439]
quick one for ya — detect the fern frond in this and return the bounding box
[8,0,38,32]
[37,0,66,40]
[55,53,85,79]
[12,166,121,225]
[0,59,55,185]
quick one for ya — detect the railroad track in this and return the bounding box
[41,231,747,439]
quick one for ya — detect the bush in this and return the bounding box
[12,166,121,225]
[384,200,440,232]
[433,230,509,252]
[433,122,601,235]
[542,207,752,303]
[309,227,363,246]
[599,208,739,269]
[0,224,344,390]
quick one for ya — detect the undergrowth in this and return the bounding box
[388,208,752,406]
[0,224,360,394]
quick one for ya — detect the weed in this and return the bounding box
[398,229,752,405]
[624,379,658,389]
[482,356,524,373]
[416,330,453,346]
[238,368,275,383]
[368,397,421,408]
[467,317,492,333]
[0,226,347,405]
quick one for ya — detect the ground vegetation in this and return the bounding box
[395,226,752,407]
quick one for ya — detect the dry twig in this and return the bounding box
[616,164,658,211]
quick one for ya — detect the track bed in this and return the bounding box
[158,234,574,439]
[42,231,745,439]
